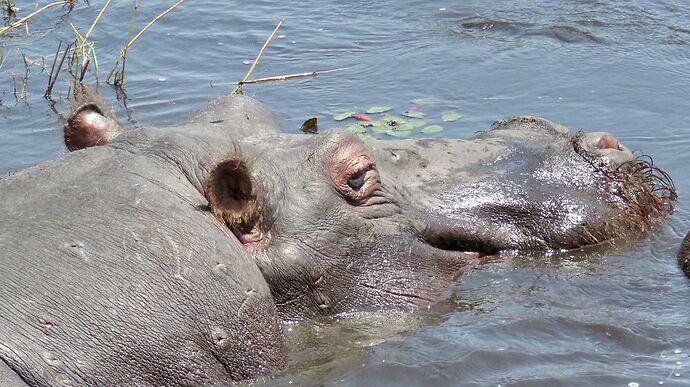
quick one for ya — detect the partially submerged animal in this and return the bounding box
[0,92,675,385]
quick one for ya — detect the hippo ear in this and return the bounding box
[63,104,122,151]
[205,157,262,230]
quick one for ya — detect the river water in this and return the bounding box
[1,1,689,386]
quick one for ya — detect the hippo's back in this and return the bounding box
[0,146,285,385]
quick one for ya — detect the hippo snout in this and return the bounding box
[577,131,634,167]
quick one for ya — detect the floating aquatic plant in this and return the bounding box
[441,111,461,122]
[325,98,463,140]
[334,111,355,121]
[422,125,444,134]
[402,110,426,119]
[366,106,392,114]
[410,98,435,106]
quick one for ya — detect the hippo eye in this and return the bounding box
[328,141,381,205]
[347,170,367,190]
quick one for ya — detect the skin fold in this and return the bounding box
[0,93,676,385]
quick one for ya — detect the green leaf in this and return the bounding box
[357,133,377,141]
[397,120,426,131]
[366,106,393,114]
[441,111,461,122]
[334,112,355,121]
[345,124,367,134]
[386,130,412,138]
[410,98,435,106]
[371,123,392,134]
[300,117,318,134]
[403,111,426,119]
[421,125,444,134]
[371,119,390,127]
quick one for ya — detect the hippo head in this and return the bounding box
[370,116,676,254]
[64,94,675,321]
[203,130,485,320]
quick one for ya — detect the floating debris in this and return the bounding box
[300,117,318,134]
[351,114,371,121]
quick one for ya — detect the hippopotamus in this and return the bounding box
[677,232,690,278]
[0,92,675,385]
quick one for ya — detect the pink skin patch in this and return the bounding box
[235,225,265,246]
[596,134,622,151]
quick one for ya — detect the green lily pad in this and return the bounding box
[357,133,377,141]
[441,111,462,122]
[345,124,367,134]
[421,125,444,134]
[334,112,355,121]
[366,106,393,114]
[386,130,412,138]
[371,124,392,134]
[403,111,426,119]
[410,98,435,106]
[397,120,426,131]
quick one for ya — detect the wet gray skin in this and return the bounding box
[0,94,675,386]
[677,232,690,278]
[370,117,676,254]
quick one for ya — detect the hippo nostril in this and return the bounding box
[596,134,622,151]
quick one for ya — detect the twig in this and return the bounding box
[238,67,348,85]
[45,42,71,98]
[0,0,72,35]
[232,18,284,94]
[19,50,29,100]
[107,0,187,83]
[78,58,89,82]
[44,41,62,97]
[69,22,100,81]
[80,0,110,49]
[71,0,110,81]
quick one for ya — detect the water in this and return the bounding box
[1,1,689,385]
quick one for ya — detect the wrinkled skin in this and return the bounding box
[0,94,675,385]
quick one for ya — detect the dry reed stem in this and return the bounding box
[0,0,72,35]
[44,40,62,96]
[238,67,348,85]
[232,18,285,94]
[69,22,99,79]
[81,0,110,44]
[45,41,71,98]
[107,0,187,83]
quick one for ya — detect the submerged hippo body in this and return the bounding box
[0,94,675,385]
[677,232,690,278]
